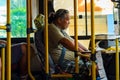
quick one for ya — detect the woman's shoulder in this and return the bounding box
[48,23,55,27]
[48,23,59,30]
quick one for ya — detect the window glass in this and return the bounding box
[11,0,26,38]
[54,0,114,36]
[0,0,26,38]
[0,0,6,38]
[99,40,120,49]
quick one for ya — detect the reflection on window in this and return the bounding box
[0,0,26,38]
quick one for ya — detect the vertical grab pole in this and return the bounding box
[6,0,11,80]
[26,0,35,79]
[1,44,5,80]
[74,0,79,73]
[90,0,96,80]
[44,0,49,79]
[115,38,119,80]
[85,0,88,36]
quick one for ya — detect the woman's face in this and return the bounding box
[59,13,70,29]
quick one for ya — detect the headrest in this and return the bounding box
[34,14,45,30]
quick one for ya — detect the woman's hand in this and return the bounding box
[77,51,91,59]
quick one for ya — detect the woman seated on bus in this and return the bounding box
[47,9,91,78]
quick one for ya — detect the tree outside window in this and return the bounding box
[0,0,26,38]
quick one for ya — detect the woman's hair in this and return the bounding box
[48,9,69,24]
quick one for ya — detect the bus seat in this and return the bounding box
[19,43,42,72]
[0,40,42,72]
[34,28,55,74]
[34,14,55,74]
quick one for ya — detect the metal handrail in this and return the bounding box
[6,0,11,80]
[26,0,35,79]
[0,44,5,80]
[44,0,49,76]
[74,0,79,74]
[90,0,96,80]
[115,38,119,80]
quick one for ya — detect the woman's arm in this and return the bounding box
[78,42,89,51]
[59,38,85,52]
[59,38,91,58]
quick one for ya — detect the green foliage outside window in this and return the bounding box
[11,8,26,37]
[11,0,27,38]
[0,0,27,38]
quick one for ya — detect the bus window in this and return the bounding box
[0,0,6,38]
[54,0,114,36]
[0,0,27,38]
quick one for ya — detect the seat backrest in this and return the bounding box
[34,14,55,74]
